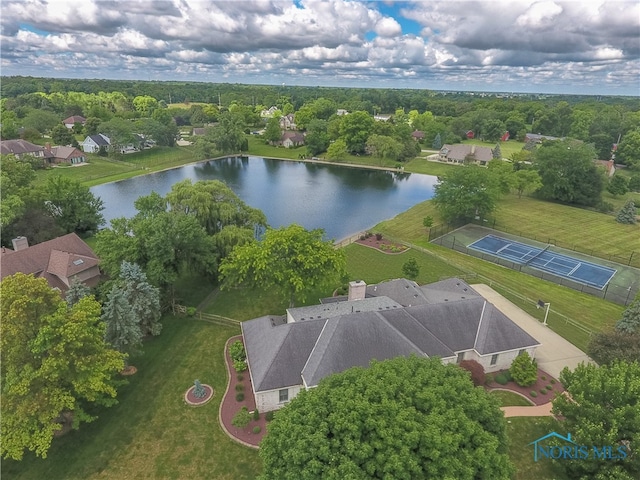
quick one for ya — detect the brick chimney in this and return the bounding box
[12,236,29,251]
[348,280,366,301]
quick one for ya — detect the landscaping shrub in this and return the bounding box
[546,385,553,391]
[541,375,547,381]
[365,232,373,238]
[265,411,275,421]
[375,233,383,241]
[237,374,244,381]
[235,392,245,402]
[509,352,538,387]
[459,360,486,387]
[539,389,547,395]
[484,373,495,385]
[359,234,366,241]
[253,426,261,434]
[550,379,556,385]
[186,306,197,317]
[235,383,244,391]
[494,373,509,385]
[233,360,247,372]
[531,391,538,398]
[230,340,246,362]
[253,408,260,421]
[232,407,251,428]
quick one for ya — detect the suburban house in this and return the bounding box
[374,113,392,122]
[439,144,493,165]
[0,233,102,293]
[465,130,475,139]
[62,115,86,129]
[48,146,87,165]
[279,131,305,148]
[82,134,111,153]
[242,278,540,412]
[595,159,616,177]
[524,133,560,143]
[192,127,207,136]
[279,113,297,130]
[336,109,349,116]
[411,130,425,141]
[260,106,279,118]
[0,139,54,162]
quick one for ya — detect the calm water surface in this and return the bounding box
[91,157,438,241]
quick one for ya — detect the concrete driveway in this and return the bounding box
[471,284,593,379]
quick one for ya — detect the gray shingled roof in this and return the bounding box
[288,296,402,322]
[242,278,540,392]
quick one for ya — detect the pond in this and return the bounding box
[91,156,438,241]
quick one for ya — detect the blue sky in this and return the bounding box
[1,1,639,95]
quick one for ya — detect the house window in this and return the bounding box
[490,354,499,366]
[279,389,288,403]
[456,352,465,364]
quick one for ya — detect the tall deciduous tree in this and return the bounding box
[617,129,640,170]
[339,111,374,154]
[533,140,603,207]
[432,166,502,223]
[326,138,347,160]
[220,224,347,307]
[0,273,124,460]
[607,174,629,196]
[50,124,77,147]
[552,361,640,479]
[43,175,105,235]
[206,111,246,154]
[513,169,542,198]
[305,119,330,156]
[0,155,36,228]
[260,356,513,479]
[263,117,282,145]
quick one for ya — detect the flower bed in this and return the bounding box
[355,233,408,254]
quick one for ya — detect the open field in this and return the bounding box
[1,316,262,480]
[167,102,209,109]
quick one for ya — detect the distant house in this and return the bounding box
[500,131,510,142]
[439,144,493,166]
[81,134,111,153]
[374,113,392,122]
[62,115,86,129]
[0,139,54,163]
[49,146,86,165]
[242,278,540,412]
[595,159,616,177]
[279,113,297,130]
[524,133,560,144]
[411,130,425,141]
[336,109,349,116]
[0,233,102,293]
[466,130,475,139]
[192,127,207,136]
[261,106,280,118]
[280,131,305,148]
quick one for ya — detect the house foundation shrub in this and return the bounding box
[265,411,275,421]
[459,360,486,387]
[232,407,251,428]
[253,408,260,421]
[235,384,244,391]
[531,391,538,398]
[494,372,510,385]
[509,352,538,387]
[253,426,261,434]
[235,392,245,402]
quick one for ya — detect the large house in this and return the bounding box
[439,144,493,165]
[49,146,86,165]
[242,278,540,412]
[1,233,102,293]
[82,134,111,153]
[524,133,560,144]
[0,139,53,161]
[279,131,305,148]
[279,113,297,130]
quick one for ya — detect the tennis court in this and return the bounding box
[468,234,617,290]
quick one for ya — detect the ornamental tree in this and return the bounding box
[259,356,513,479]
[509,351,538,387]
[401,258,420,280]
[220,224,347,307]
[588,330,640,366]
[616,299,640,333]
[0,273,124,460]
[552,361,640,479]
[616,200,637,225]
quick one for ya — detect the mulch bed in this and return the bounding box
[219,335,267,448]
[355,234,408,254]
[486,369,565,406]
[185,384,214,406]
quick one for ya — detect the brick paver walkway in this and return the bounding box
[501,402,553,418]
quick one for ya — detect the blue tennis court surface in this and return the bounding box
[468,234,617,290]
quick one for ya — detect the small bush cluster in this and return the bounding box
[380,244,405,253]
[233,360,247,373]
[232,407,251,428]
[186,307,197,317]
[235,384,244,392]
[539,389,547,395]
[236,392,245,402]
[494,373,510,385]
[253,409,260,421]
[253,426,261,434]
[550,379,556,385]
[545,385,553,391]
[237,374,244,381]
[265,411,275,421]
[459,360,486,387]
[531,391,538,398]
[230,340,246,362]
[375,233,383,241]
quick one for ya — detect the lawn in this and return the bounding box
[507,417,569,480]
[462,138,526,159]
[1,316,262,480]
[490,390,534,407]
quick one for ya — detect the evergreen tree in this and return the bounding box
[120,261,162,336]
[402,258,420,279]
[607,175,629,196]
[616,299,640,333]
[492,143,502,159]
[616,200,637,224]
[102,286,142,359]
[65,278,91,306]
[432,132,442,150]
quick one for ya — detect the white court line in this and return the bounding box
[567,262,582,276]
[496,243,512,254]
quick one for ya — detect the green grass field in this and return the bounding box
[462,139,526,159]
[1,316,262,480]
[490,390,534,407]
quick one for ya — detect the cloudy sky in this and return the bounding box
[1,0,639,95]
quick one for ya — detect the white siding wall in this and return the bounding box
[461,347,538,373]
[255,385,304,412]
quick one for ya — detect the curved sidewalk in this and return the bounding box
[471,284,593,379]
[501,403,553,418]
